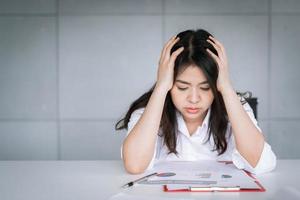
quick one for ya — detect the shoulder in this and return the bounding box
[128,107,145,127]
[237,93,262,132]
[130,107,146,118]
[236,93,255,114]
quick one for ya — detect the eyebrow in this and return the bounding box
[175,79,209,86]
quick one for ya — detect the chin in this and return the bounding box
[182,111,202,119]
[181,108,207,118]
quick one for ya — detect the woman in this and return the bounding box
[115,29,276,175]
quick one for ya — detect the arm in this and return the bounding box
[221,87,264,167]
[206,36,264,168]
[122,85,167,174]
[122,36,184,174]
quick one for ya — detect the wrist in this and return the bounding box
[154,83,170,95]
[219,84,235,96]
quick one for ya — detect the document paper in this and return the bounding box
[139,160,260,189]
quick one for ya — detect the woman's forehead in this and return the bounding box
[176,65,207,83]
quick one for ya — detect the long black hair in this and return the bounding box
[116,29,232,155]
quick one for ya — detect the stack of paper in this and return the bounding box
[138,160,264,191]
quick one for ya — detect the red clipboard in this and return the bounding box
[163,161,266,192]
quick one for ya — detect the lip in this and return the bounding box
[185,107,200,114]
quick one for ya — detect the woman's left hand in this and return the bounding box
[206,36,233,94]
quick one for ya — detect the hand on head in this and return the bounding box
[156,36,184,92]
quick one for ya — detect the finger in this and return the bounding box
[160,36,176,60]
[207,39,225,61]
[207,39,221,52]
[206,48,220,65]
[161,36,177,61]
[208,37,226,59]
[163,36,176,51]
[208,36,225,51]
[164,37,180,59]
[169,47,184,64]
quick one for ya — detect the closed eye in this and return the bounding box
[177,87,210,91]
[201,87,210,91]
[177,87,188,91]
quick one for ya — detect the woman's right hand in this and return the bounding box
[156,36,184,92]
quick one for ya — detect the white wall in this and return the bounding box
[0,0,299,160]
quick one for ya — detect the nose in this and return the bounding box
[187,88,200,104]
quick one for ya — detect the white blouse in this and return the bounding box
[123,102,276,174]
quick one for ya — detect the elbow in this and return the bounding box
[233,142,277,175]
[256,152,277,174]
[123,159,147,174]
[121,144,154,174]
[126,167,146,175]
[247,138,266,168]
[248,154,261,168]
[250,148,277,175]
[251,160,276,175]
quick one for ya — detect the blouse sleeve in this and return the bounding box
[120,108,157,170]
[231,102,277,174]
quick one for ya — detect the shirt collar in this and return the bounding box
[176,108,211,137]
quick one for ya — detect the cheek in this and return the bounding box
[205,91,214,104]
[170,89,185,106]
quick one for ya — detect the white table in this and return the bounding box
[0,160,299,200]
